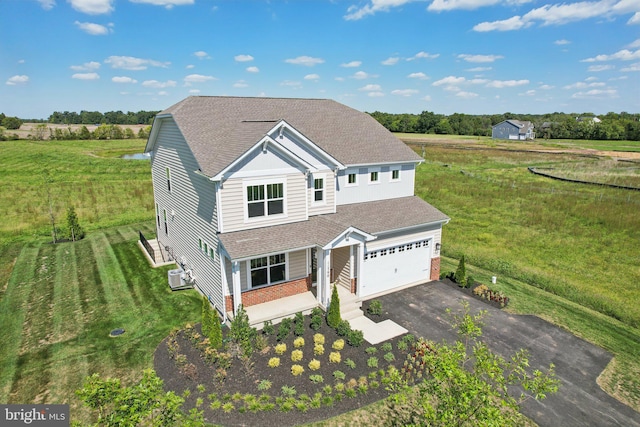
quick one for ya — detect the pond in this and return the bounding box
[121,153,150,160]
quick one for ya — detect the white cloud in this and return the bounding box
[74,21,112,35]
[368,92,385,97]
[428,0,533,12]
[473,15,529,32]
[184,74,216,84]
[408,72,429,80]
[359,84,382,91]
[38,0,56,10]
[539,84,554,90]
[352,71,374,79]
[304,74,320,81]
[246,66,260,73]
[554,39,571,45]
[571,89,618,98]
[285,56,324,66]
[523,90,536,96]
[129,0,194,9]
[407,51,439,61]
[588,64,615,72]
[629,39,640,48]
[422,95,432,101]
[466,66,491,72]
[72,72,100,80]
[142,79,177,88]
[474,1,639,32]
[157,91,169,96]
[18,59,25,64]
[455,91,478,98]
[186,64,195,69]
[433,76,466,86]
[233,80,248,88]
[112,76,137,83]
[563,81,606,89]
[458,54,503,63]
[391,89,419,96]
[344,0,418,20]
[486,79,529,88]
[105,56,170,70]
[381,57,400,65]
[234,54,254,62]
[621,62,640,71]
[582,49,640,62]
[70,61,101,71]
[194,51,210,59]
[6,75,29,85]
[341,61,362,68]
[68,0,114,15]
[189,89,201,94]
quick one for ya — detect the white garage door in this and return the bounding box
[359,239,431,297]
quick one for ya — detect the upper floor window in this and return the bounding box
[369,170,379,184]
[166,167,171,192]
[391,169,400,181]
[247,183,284,218]
[314,178,324,202]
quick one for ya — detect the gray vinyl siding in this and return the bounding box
[336,164,415,205]
[288,249,307,279]
[308,171,335,216]
[150,118,225,315]
[219,173,308,233]
[492,122,519,140]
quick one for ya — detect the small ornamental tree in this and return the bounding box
[202,296,222,349]
[230,305,255,357]
[454,255,467,286]
[326,283,341,329]
[66,206,85,241]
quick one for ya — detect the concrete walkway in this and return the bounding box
[375,281,640,427]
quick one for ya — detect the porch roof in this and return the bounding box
[218,196,449,260]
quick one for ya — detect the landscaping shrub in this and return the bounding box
[294,312,305,336]
[293,337,305,348]
[367,299,382,316]
[291,350,303,362]
[308,359,321,371]
[310,314,323,330]
[274,343,287,355]
[229,305,255,357]
[314,344,325,356]
[332,339,345,351]
[326,284,341,328]
[336,319,351,337]
[313,333,325,345]
[291,365,304,376]
[268,358,280,368]
[466,275,475,289]
[309,375,324,384]
[262,320,275,336]
[329,352,341,364]
[454,255,467,286]
[277,318,292,341]
[347,329,364,347]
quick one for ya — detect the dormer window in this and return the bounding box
[314,178,324,202]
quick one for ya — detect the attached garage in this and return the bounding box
[359,237,432,298]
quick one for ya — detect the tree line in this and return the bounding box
[47,109,160,125]
[368,111,640,141]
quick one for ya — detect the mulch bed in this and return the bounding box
[154,315,409,427]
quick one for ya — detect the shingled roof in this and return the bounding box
[219,196,449,260]
[156,96,422,177]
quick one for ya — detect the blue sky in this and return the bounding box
[1,0,639,119]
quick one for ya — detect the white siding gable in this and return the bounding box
[336,163,415,205]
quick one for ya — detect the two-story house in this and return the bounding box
[144,96,449,322]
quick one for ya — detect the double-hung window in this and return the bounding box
[247,183,284,218]
[166,167,171,192]
[391,168,400,181]
[250,253,286,287]
[314,178,324,202]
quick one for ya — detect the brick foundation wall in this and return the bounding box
[350,278,357,294]
[225,276,312,312]
[430,257,441,281]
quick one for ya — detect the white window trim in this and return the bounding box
[368,167,381,185]
[165,167,171,192]
[345,170,358,187]
[242,177,288,222]
[390,167,401,182]
[246,252,289,289]
[312,173,326,206]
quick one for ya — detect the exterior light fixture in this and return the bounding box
[436,243,441,252]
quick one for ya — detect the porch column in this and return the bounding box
[357,242,364,296]
[323,249,331,306]
[232,260,242,314]
[316,249,324,305]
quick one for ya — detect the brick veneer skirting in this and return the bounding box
[430,257,441,281]
[225,275,312,312]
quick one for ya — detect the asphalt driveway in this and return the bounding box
[374,281,640,427]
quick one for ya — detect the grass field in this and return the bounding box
[0,223,201,421]
[0,137,639,422]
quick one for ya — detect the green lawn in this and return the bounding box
[0,223,201,421]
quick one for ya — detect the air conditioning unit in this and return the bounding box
[182,269,196,284]
[168,269,183,289]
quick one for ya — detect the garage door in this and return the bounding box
[359,239,431,297]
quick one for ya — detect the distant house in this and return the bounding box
[143,96,449,324]
[576,116,602,123]
[491,120,535,140]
